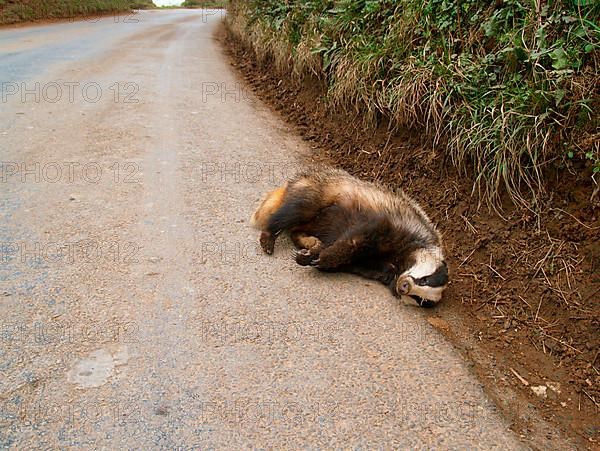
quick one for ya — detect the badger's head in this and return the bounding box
[394,247,448,307]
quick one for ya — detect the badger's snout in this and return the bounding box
[394,260,449,307]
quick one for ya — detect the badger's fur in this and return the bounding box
[251,166,448,307]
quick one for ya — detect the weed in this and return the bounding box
[227,0,599,210]
[0,0,155,24]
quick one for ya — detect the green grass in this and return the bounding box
[227,0,599,210]
[181,0,227,8]
[0,0,155,25]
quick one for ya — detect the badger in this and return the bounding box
[251,166,448,307]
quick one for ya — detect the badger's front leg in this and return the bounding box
[311,216,391,271]
[310,239,357,270]
[346,262,397,286]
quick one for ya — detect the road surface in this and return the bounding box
[0,10,524,449]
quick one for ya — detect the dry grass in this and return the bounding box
[227,0,599,212]
[0,0,154,24]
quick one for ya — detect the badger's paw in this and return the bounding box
[309,254,339,271]
[293,248,317,266]
[259,231,276,255]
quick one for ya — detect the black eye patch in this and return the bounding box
[413,261,448,287]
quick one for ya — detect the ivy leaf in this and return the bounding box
[550,47,569,70]
[482,19,496,37]
[567,151,574,159]
[561,15,577,24]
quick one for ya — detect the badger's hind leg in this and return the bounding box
[251,184,289,254]
[252,178,326,255]
[290,231,322,250]
[290,231,324,266]
[259,231,276,255]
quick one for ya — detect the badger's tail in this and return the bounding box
[251,168,348,234]
[250,182,289,230]
[250,175,327,233]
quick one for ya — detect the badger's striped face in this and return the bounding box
[395,248,448,307]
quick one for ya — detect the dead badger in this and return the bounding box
[251,166,448,307]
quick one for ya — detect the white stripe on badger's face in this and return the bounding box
[405,248,444,279]
[396,247,447,305]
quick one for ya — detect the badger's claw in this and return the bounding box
[309,258,320,267]
[295,248,315,266]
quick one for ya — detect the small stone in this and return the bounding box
[69,195,76,201]
[547,381,561,393]
[154,405,169,416]
[531,386,547,398]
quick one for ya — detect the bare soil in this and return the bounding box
[221,24,600,449]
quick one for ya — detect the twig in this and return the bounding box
[540,267,552,288]
[517,295,531,309]
[487,264,506,280]
[540,332,583,354]
[475,292,499,311]
[535,296,543,322]
[458,247,477,269]
[509,367,530,386]
[547,285,570,307]
[582,389,599,409]
[531,243,555,280]
[461,214,478,234]
[550,208,600,230]
[561,258,572,290]
[591,183,599,203]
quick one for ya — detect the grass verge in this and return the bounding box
[182,0,227,8]
[0,0,155,25]
[227,0,599,212]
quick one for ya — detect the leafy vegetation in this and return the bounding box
[0,0,155,24]
[228,0,599,209]
[182,0,227,7]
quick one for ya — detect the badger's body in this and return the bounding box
[251,166,448,307]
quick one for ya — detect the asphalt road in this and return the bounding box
[0,10,524,449]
